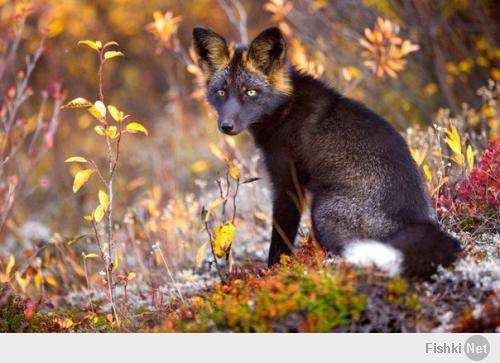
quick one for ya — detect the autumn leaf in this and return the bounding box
[108,105,124,122]
[98,190,109,210]
[35,270,42,289]
[431,176,449,196]
[15,272,31,292]
[466,145,475,170]
[94,125,105,136]
[113,257,119,271]
[104,51,124,60]
[127,272,137,281]
[126,122,148,135]
[444,124,464,166]
[61,97,92,109]
[212,222,235,258]
[6,255,15,275]
[106,125,119,139]
[227,159,239,180]
[410,145,428,167]
[195,242,208,268]
[88,100,107,119]
[73,169,95,193]
[209,143,225,160]
[67,234,88,246]
[78,40,102,51]
[422,164,432,184]
[65,156,88,163]
[45,275,58,287]
[84,253,99,259]
[205,197,226,222]
[93,204,105,223]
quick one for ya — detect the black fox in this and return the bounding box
[193,26,462,279]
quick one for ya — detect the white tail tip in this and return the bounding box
[342,240,403,277]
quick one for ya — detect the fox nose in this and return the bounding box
[220,120,234,133]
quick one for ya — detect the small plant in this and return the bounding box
[359,17,419,79]
[162,243,366,333]
[195,142,259,282]
[61,40,148,325]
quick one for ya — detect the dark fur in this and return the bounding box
[193,27,462,279]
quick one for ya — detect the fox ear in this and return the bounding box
[247,27,286,74]
[193,27,229,80]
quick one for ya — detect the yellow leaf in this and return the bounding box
[35,270,42,289]
[191,160,209,173]
[6,255,15,275]
[209,143,225,160]
[15,272,31,292]
[73,169,95,193]
[93,204,105,223]
[444,124,463,166]
[61,97,92,109]
[94,125,105,136]
[98,190,109,210]
[60,318,74,329]
[410,144,428,167]
[83,215,93,221]
[431,177,449,196]
[195,242,208,268]
[422,164,432,184]
[107,105,123,122]
[88,100,106,119]
[212,222,235,258]
[78,40,102,51]
[113,257,119,272]
[104,51,124,60]
[227,159,239,180]
[106,126,118,139]
[65,156,88,163]
[84,253,99,259]
[205,197,225,222]
[45,275,58,287]
[127,272,137,281]
[467,145,475,170]
[126,122,148,135]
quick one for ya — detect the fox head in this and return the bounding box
[193,27,292,135]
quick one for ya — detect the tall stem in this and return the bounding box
[98,49,119,325]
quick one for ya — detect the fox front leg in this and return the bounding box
[268,187,303,267]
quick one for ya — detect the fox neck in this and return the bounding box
[248,67,338,148]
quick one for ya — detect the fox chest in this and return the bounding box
[260,143,310,188]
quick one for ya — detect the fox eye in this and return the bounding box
[217,89,226,97]
[246,89,257,97]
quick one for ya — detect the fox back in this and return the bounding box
[193,26,461,279]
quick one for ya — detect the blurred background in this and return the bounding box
[0,0,498,298]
